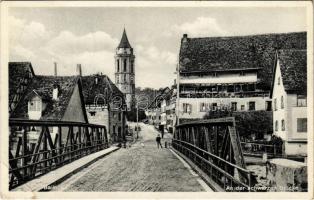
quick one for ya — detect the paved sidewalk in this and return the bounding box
[13,146,119,192]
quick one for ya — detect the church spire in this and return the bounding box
[118,28,132,49]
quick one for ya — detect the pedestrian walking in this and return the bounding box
[156,134,162,148]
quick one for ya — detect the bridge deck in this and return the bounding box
[51,123,211,192]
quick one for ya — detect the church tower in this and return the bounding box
[115,29,135,110]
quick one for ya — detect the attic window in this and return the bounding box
[89,111,96,116]
[29,99,41,111]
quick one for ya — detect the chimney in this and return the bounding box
[52,83,59,100]
[76,64,82,76]
[182,34,188,43]
[54,62,57,76]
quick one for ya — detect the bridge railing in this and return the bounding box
[240,142,281,157]
[172,117,254,191]
[9,119,109,190]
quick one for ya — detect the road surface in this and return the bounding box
[52,123,211,192]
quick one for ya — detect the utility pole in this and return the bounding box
[136,101,139,139]
[176,63,180,126]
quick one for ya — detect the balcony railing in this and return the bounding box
[9,119,109,190]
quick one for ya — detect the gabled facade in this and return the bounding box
[271,50,307,156]
[81,74,127,143]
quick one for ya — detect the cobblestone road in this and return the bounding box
[52,123,209,192]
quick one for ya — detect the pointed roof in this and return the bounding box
[118,29,132,49]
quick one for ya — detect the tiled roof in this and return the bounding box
[179,32,306,90]
[81,74,125,105]
[277,49,307,94]
[11,76,87,121]
[118,29,132,49]
[148,87,170,109]
[9,62,35,108]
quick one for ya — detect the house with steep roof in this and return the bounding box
[270,49,307,156]
[10,63,88,123]
[9,62,89,145]
[81,73,127,143]
[177,32,306,123]
[9,62,35,114]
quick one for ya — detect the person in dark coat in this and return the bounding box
[156,134,162,148]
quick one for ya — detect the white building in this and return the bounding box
[270,49,307,156]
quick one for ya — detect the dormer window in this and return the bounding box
[28,95,42,120]
[29,98,41,111]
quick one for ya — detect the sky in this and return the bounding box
[9,6,307,89]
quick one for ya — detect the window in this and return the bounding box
[117,59,120,72]
[235,85,241,92]
[200,103,209,112]
[281,96,284,109]
[28,99,41,111]
[118,113,121,121]
[266,101,272,111]
[274,98,277,111]
[241,105,245,111]
[240,71,245,76]
[278,77,280,85]
[249,101,255,111]
[124,74,127,82]
[247,84,255,91]
[275,120,278,131]
[297,95,307,107]
[116,76,119,83]
[131,61,134,73]
[231,102,237,111]
[183,103,192,113]
[227,85,234,92]
[281,119,285,131]
[123,59,127,72]
[297,118,307,132]
[212,103,217,111]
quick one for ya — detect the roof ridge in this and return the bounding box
[187,31,306,40]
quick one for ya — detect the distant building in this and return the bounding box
[145,87,170,129]
[177,32,306,123]
[270,49,307,156]
[115,29,135,110]
[81,72,127,143]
